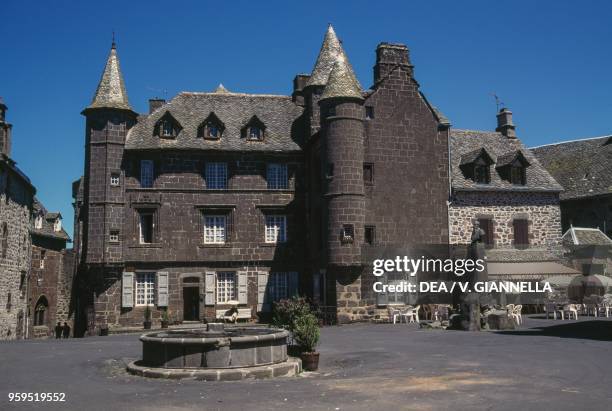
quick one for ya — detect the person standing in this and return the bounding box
[62,322,71,338]
[54,322,62,339]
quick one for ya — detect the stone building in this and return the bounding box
[531,135,612,238]
[561,226,612,277]
[448,109,572,282]
[0,98,36,340]
[28,199,73,338]
[73,26,451,333]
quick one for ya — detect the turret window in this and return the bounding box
[110,173,120,186]
[365,106,374,120]
[363,163,374,184]
[341,224,354,244]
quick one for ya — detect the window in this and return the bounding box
[474,161,490,184]
[6,292,12,311]
[326,163,334,179]
[109,230,120,243]
[140,160,154,188]
[160,119,176,137]
[110,173,120,186]
[53,219,62,232]
[265,215,287,243]
[325,106,336,117]
[139,211,154,244]
[204,215,226,244]
[40,250,46,269]
[34,215,43,229]
[205,163,228,189]
[477,218,494,248]
[269,272,289,302]
[206,123,220,138]
[248,126,262,141]
[135,272,155,306]
[510,165,526,185]
[342,224,355,243]
[267,164,288,189]
[1,223,7,259]
[34,297,48,326]
[216,271,236,303]
[365,226,376,245]
[198,114,224,139]
[513,219,529,249]
[363,163,374,184]
[365,106,374,120]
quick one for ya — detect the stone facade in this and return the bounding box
[28,202,72,338]
[449,191,562,250]
[0,100,36,341]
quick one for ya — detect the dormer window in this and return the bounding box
[496,150,530,186]
[510,164,526,185]
[243,116,265,141]
[459,148,494,185]
[249,126,262,140]
[155,113,181,138]
[53,219,62,232]
[474,159,490,184]
[197,113,225,140]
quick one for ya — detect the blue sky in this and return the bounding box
[2,0,611,240]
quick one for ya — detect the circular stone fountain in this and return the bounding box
[126,324,301,381]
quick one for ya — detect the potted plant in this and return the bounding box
[293,313,320,371]
[143,305,152,330]
[161,309,169,329]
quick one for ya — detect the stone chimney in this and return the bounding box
[292,74,311,105]
[148,98,166,114]
[496,108,516,139]
[374,43,414,85]
[0,98,12,157]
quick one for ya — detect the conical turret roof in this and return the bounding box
[86,43,133,111]
[305,25,345,87]
[213,83,230,94]
[320,54,363,100]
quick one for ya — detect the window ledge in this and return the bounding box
[129,244,163,249]
[198,244,232,248]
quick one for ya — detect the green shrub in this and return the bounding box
[143,305,152,321]
[161,309,169,322]
[272,296,312,332]
[293,313,320,353]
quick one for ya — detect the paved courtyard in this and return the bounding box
[1,315,612,411]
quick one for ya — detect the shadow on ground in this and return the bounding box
[495,320,612,341]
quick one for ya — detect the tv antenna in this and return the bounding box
[490,92,504,112]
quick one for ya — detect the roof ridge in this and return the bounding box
[179,91,291,99]
[530,134,612,149]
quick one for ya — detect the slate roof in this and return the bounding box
[531,136,612,200]
[85,43,133,112]
[305,25,344,87]
[450,129,562,192]
[125,91,304,152]
[562,227,612,245]
[320,55,363,100]
[31,199,70,241]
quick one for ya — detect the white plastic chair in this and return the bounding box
[400,305,420,324]
[434,305,450,322]
[597,304,611,318]
[388,307,401,324]
[563,304,579,320]
[513,304,523,325]
[545,303,563,320]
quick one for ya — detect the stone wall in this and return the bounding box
[449,191,562,250]
[0,172,33,340]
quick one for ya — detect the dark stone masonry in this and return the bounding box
[71,26,575,335]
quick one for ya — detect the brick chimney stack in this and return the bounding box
[496,108,516,139]
[148,98,166,114]
[373,43,414,85]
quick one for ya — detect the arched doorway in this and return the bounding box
[34,296,49,326]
